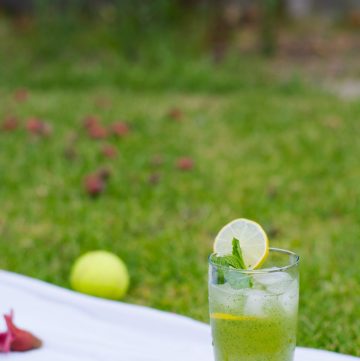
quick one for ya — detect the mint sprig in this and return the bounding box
[211,238,253,288]
[212,238,246,269]
[232,238,246,269]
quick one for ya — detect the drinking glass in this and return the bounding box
[209,248,300,361]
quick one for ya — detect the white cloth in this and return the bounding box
[0,270,358,361]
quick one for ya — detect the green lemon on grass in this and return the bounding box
[70,250,129,300]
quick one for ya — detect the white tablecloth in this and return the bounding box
[0,270,358,361]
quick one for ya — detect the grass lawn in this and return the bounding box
[0,26,360,357]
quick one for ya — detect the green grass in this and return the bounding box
[0,22,359,357]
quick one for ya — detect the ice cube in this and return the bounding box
[253,272,293,295]
[243,289,269,316]
[278,280,299,315]
[209,283,248,314]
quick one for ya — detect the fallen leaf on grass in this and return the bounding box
[88,124,108,139]
[97,167,111,180]
[266,185,278,199]
[83,116,108,139]
[64,146,77,161]
[266,226,281,239]
[167,107,183,121]
[1,116,18,132]
[13,88,28,103]
[84,174,105,197]
[94,96,112,109]
[148,172,161,185]
[176,157,194,171]
[64,132,79,161]
[83,115,100,129]
[149,155,164,167]
[101,144,118,158]
[26,118,52,136]
[111,121,130,137]
[322,116,343,129]
[84,168,111,197]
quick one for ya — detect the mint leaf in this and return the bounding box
[211,255,230,267]
[231,239,253,287]
[211,239,247,270]
[221,255,243,269]
[211,238,253,289]
[210,255,241,283]
[227,272,253,289]
[232,238,246,269]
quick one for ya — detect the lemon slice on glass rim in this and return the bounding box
[213,218,269,269]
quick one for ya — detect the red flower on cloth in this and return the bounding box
[0,310,42,353]
[0,328,13,352]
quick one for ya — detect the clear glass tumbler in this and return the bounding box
[209,248,299,361]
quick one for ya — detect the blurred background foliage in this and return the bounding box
[0,0,359,89]
[0,0,360,356]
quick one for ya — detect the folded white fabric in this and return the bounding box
[0,270,358,361]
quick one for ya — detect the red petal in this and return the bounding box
[3,311,42,352]
[0,331,13,353]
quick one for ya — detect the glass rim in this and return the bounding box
[208,247,300,274]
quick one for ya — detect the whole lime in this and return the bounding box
[70,250,129,300]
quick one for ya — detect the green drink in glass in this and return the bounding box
[209,219,300,361]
